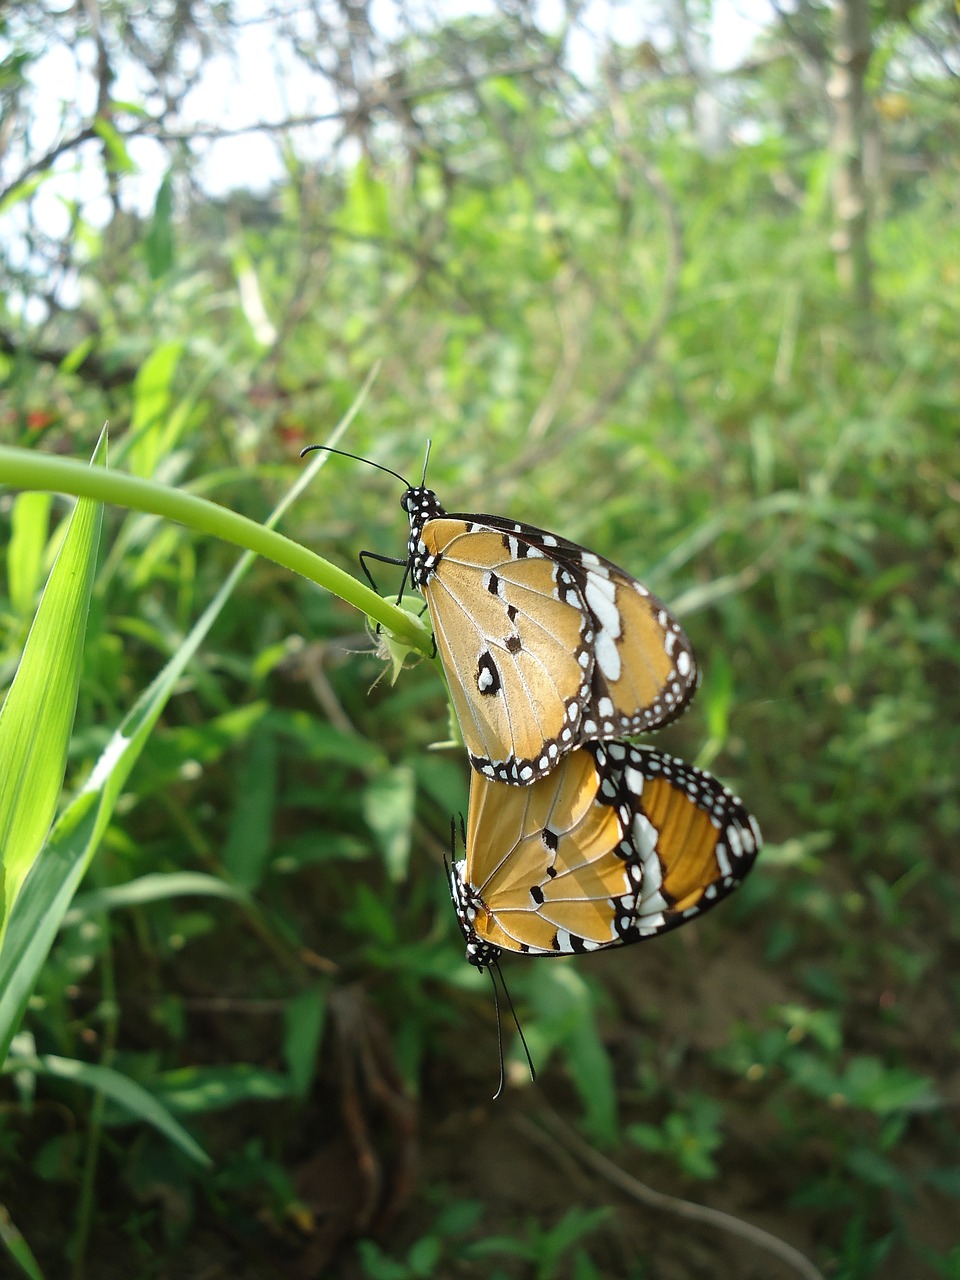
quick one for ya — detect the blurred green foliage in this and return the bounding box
[1,3,959,1278]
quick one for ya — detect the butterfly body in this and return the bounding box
[451,742,761,971]
[400,486,698,785]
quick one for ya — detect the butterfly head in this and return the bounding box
[448,853,500,972]
[399,440,442,527]
[400,485,446,520]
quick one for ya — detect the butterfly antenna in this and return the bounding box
[493,957,537,1090]
[419,438,432,486]
[488,966,507,1101]
[299,444,412,489]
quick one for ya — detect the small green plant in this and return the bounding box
[357,1201,485,1280]
[463,1206,611,1280]
[627,1093,724,1181]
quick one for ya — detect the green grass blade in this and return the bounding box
[0,428,106,940]
[149,1063,292,1112]
[7,491,53,617]
[2,1053,210,1167]
[0,1204,47,1280]
[0,405,362,1065]
[64,872,251,923]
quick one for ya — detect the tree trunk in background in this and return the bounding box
[827,0,873,312]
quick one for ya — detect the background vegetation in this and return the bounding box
[1,1,958,1277]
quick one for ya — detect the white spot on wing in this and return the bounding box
[715,842,732,878]
[624,766,645,796]
[633,813,659,861]
[585,577,621,636]
[595,631,622,682]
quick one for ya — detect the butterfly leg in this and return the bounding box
[358,551,435,654]
[358,550,406,635]
[358,549,405,595]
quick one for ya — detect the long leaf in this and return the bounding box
[2,1053,209,1167]
[0,1203,46,1280]
[65,871,251,923]
[0,428,105,941]
[0,392,367,1064]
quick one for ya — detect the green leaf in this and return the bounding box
[0,1203,47,1280]
[627,1122,666,1154]
[841,1056,939,1115]
[0,415,360,1063]
[699,650,734,768]
[363,764,415,882]
[92,115,136,173]
[128,340,185,474]
[0,429,105,941]
[523,965,617,1145]
[407,1235,441,1277]
[483,75,529,115]
[223,729,278,889]
[59,335,96,375]
[3,1052,209,1166]
[354,1240,409,1280]
[148,1063,292,1113]
[0,171,45,216]
[563,1013,618,1147]
[340,156,389,237]
[283,986,326,1097]
[432,1199,484,1236]
[65,872,250,923]
[7,490,52,616]
[144,171,174,279]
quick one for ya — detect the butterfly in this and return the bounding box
[450,740,761,972]
[302,445,699,785]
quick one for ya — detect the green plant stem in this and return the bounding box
[0,447,431,654]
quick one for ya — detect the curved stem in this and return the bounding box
[0,447,432,654]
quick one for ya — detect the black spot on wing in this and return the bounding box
[476,650,502,697]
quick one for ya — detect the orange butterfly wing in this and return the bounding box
[416,513,698,783]
[452,742,761,966]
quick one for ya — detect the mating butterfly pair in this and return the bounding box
[305,446,761,972]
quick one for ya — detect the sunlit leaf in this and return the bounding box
[6,490,52,616]
[0,430,105,940]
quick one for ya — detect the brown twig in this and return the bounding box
[523,1107,825,1280]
